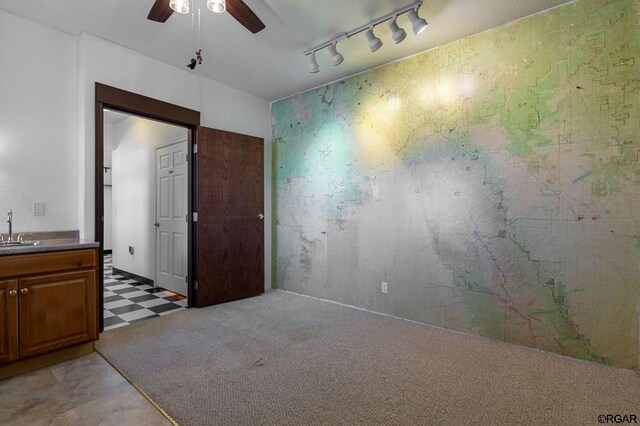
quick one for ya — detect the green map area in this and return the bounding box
[272,0,640,369]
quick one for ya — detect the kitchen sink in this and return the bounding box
[0,240,40,248]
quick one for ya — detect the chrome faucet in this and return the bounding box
[7,210,13,242]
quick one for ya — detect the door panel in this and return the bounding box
[156,141,188,296]
[159,177,170,218]
[173,233,185,276]
[0,280,18,365]
[173,174,185,217]
[19,271,96,358]
[159,232,170,273]
[196,127,264,307]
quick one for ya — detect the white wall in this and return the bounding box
[0,11,272,290]
[0,10,78,233]
[111,115,187,281]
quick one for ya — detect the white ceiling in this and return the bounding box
[0,0,574,101]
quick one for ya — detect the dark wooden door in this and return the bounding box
[196,127,264,307]
[0,279,18,365]
[19,270,97,358]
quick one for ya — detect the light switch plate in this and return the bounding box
[33,201,45,216]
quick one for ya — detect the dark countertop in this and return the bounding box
[0,239,99,256]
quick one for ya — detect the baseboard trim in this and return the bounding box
[0,342,95,381]
[112,267,154,286]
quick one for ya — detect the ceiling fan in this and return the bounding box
[147,0,265,34]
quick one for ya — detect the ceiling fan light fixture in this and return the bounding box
[365,27,383,53]
[207,0,226,14]
[169,0,189,14]
[308,52,320,73]
[407,8,428,35]
[388,17,407,44]
[328,43,344,66]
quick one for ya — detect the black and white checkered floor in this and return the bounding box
[103,254,187,331]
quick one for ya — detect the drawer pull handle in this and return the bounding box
[9,289,17,297]
[20,288,29,295]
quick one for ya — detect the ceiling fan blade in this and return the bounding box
[226,0,266,34]
[148,0,174,23]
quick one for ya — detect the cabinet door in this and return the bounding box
[19,270,97,358]
[0,279,18,364]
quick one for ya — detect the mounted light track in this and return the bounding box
[303,1,428,73]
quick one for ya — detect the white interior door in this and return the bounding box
[156,141,188,296]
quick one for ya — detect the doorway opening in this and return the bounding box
[95,83,200,333]
[102,109,189,330]
[95,83,265,334]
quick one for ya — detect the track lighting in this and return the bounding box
[303,1,427,73]
[388,17,407,44]
[207,0,226,14]
[407,8,428,35]
[169,0,189,14]
[365,27,383,53]
[328,43,344,66]
[307,51,320,73]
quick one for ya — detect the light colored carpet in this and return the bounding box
[96,290,640,425]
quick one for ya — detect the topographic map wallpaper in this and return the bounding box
[272,0,640,369]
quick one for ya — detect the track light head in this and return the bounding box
[328,43,344,66]
[407,8,428,35]
[388,17,407,44]
[365,27,383,53]
[307,51,320,73]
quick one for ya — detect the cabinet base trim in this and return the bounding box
[0,342,94,381]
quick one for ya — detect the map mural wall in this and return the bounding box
[272,0,640,369]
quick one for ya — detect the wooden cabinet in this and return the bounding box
[0,249,98,365]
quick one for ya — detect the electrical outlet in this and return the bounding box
[128,246,135,255]
[33,201,45,216]
[381,281,388,294]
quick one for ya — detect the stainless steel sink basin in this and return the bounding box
[0,240,40,248]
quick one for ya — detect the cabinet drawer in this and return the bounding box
[0,249,96,279]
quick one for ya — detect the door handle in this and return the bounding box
[154,222,160,227]
[20,288,28,295]
[256,213,264,220]
[9,289,17,297]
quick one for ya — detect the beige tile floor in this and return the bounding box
[0,353,172,426]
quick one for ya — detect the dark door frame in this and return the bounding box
[95,83,200,332]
